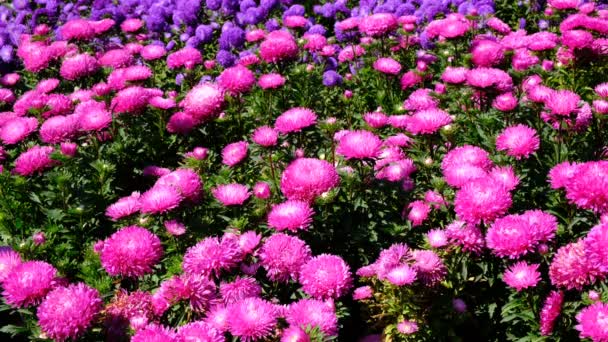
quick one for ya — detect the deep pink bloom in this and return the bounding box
[106,192,141,221]
[403,89,439,111]
[260,30,298,63]
[0,117,38,144]
[155,168,202,201]
[364,112,388,128]
[540,291,564,336]
[14,145,56,176]
[222,141,249,167]
[471,39,504,67]
[253,182,271,200]
[75,100,112,131]
[181,83,225,122]
[140,184,183,214]
[549,241,601,290]
[164,220,186,236]
[299,255,352,299]
[259,233,311,282]
[131,324,176,342]
[562,161,608,213]
[386,264,418,286]
[212,183,251,206]
[546,90,581,116]
[466,68,513,90]
[446,221,485,253]
[2,261,57,307]
[226,298,278,341]
[60,53,99,80]
[548,161,579,189]
[576,302,608,341]
[183,236,241,277]
[267,200,314,232]
[99,49,133,68]
[0,247,21,282]
[426,229,448,248]
[40,115,79,143]
[336,130,383,159]
[353,286,373,300]
[167,47,202,69]
[503,262,541,291]
[373,57,401,75]
[397,320,419,335]
[358,13,398,36]
[407,200,430,227]
[218,65,255,94]
[177,321,223,342]
[252,126,278,147]
[286,299,338,336]
[493,93,518,111]
[121,18,143,33]
[454,177,512,223]
[60,19,95,40]
[111,87,160,114]
[275,107,317,134]
[406,108,453,134]
[167,112,197,134]
[280,158,339,202]
[258,73,286,89]
[100,226,163,277]
[411,249,446,285]
[584,223,608,273]
[281,326,309,342]
[400,71,423,90]
[441,67,468,84]
[37,283,102,341]
[220,277,261,305]
[442,145,493,171]
[141,44,166,60]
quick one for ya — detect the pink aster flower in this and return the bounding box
[252,182,271,200]
[220,277,261,304]
[286,299,338,336]
[60,19,95,40]
[471,39,505,67]
[466,68,513,90]
[503,262,541,291]
[141,44,166,60]
[35,78,59,93]
[299,255,352,299]
[167,112,197,134]
[563,161,608,213]
[131,324,176,342]
[183,236,241,277]
[386,264,418,286]
[363,112,388,128]
[258,73,286,89]
[259,233,312,282]
[549,241,601,290]
[164,219,186,236]
[496,124,540,159]
[60,53,99,81]
[400,71,423,90]
[359,13,398,36]
[2,261,57,307]
[0,247,21,283]
[425,15,471,39]
[121,18,143,33]
[177,321,224,342]
[226,298,278,341]
[373,57,401,75]
[222,141,249,167]
[252,126,278,147]
[267,200,314,232]
[411,249,446,285]
[281,326,309,342]
[167,47,202,69]
[576,302,608,341]
[99,226,163,277]
[540,291,564,336]
[140,185,183,214]
[446,221,485,253]
[548,161,579,189]
[280,158,339,202]
[155,168,202,201]
[336,130,383,159]
[546,89,580,116]
[260,30,299,63]
[441,67,469,84]
[212,183,250,206]
[486,214,539,258]
[37,283,102,341]
[493,93,518,111]
[218,65,256,94]
[584,223,608,273]
[111,86,160,115]
[106,192,141,221]
[75,100,112,131]
[14,145,56,176]
[397,320,419,335]
[0,117,38,144]
[403,89,439,111]
[454,177,512,224]
[181,83,225,122]
[275,107,317,134]
[426,229,448,248]
[59,141,78,156]
[442,145,493,171]
[407,200,431,227]
[406,108,452,135]
[39,115,79,143]
[353,286,373,301]
[99,49,133,68]
[595,83,608,98]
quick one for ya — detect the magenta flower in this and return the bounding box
[358,13,398,36]
[218,65,256,94]
[540,291,564,336]
[411,250,446,285]
[0,117,38,145]
[275,107,318,134]
[426,229,448,248]
[2,261,57,307]
[181,83,225,122]
[105,192,140,221]
[407,200,431,227]
[164,219,186,236]
[251,126,278,147]
[584,223,608,272]
[454,177,512,224]
[397,320,419,335]
[222,141,249,167]
[546,89,580,116]
[549,241,600,290]
[182,236,241,277]
[267,200,314,232]
[280,158,340,202]
[576,302,608,341]
[471,39,504,67]
[220,277,261,305]
[99,226,163,278]
[353,286,373,301]
[140,185,184,214]
[0,247,21,283]
[386,264,418,286]
[14,145,56,176]
[167,47,202,69]
[177,321,223,342]
[259,30,299,63]
[336,130,383,159]
[226,298,278,341]
[212,183,251,206]
[39,115,79,143]
[406,108,452,135]
[37,283,102,341]
[373,57,402,75]
[503,262,541,291]
[496,124,540,159]
[155,168,202,201]
[259,233,312,282]
[60,53,99,80]
[75,100,112,131]
[445,221,485,253]
[286,299,338,336]
[258,73,286,89]
[131,324,176,342]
